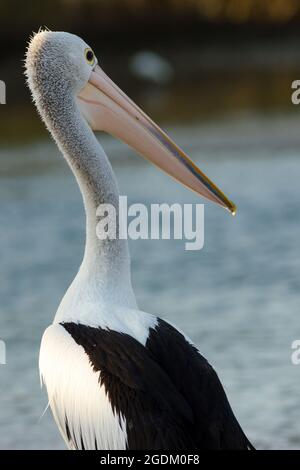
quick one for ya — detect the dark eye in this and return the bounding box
[85,48,95,65]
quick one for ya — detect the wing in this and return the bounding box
[145,319,254,450]
[61,321,196,450]
[58,319,253,450]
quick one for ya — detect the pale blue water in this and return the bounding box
[0,115,300,449]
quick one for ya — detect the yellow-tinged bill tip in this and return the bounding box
[228,202,237,216]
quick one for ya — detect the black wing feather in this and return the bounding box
[146,319,254,450]
[62,319,254,450]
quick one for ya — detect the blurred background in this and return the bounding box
[0,0,300,449]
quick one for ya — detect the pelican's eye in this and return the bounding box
[85,48,95,66]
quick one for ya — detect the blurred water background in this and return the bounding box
[1,0,300,450]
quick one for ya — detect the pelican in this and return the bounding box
[25,30,253,450]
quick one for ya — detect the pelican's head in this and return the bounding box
[25,31,97,97]
[26,30,236,215]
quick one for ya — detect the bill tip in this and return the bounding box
[229,202,237,216]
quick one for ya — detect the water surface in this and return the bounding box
[0,115,300,449]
